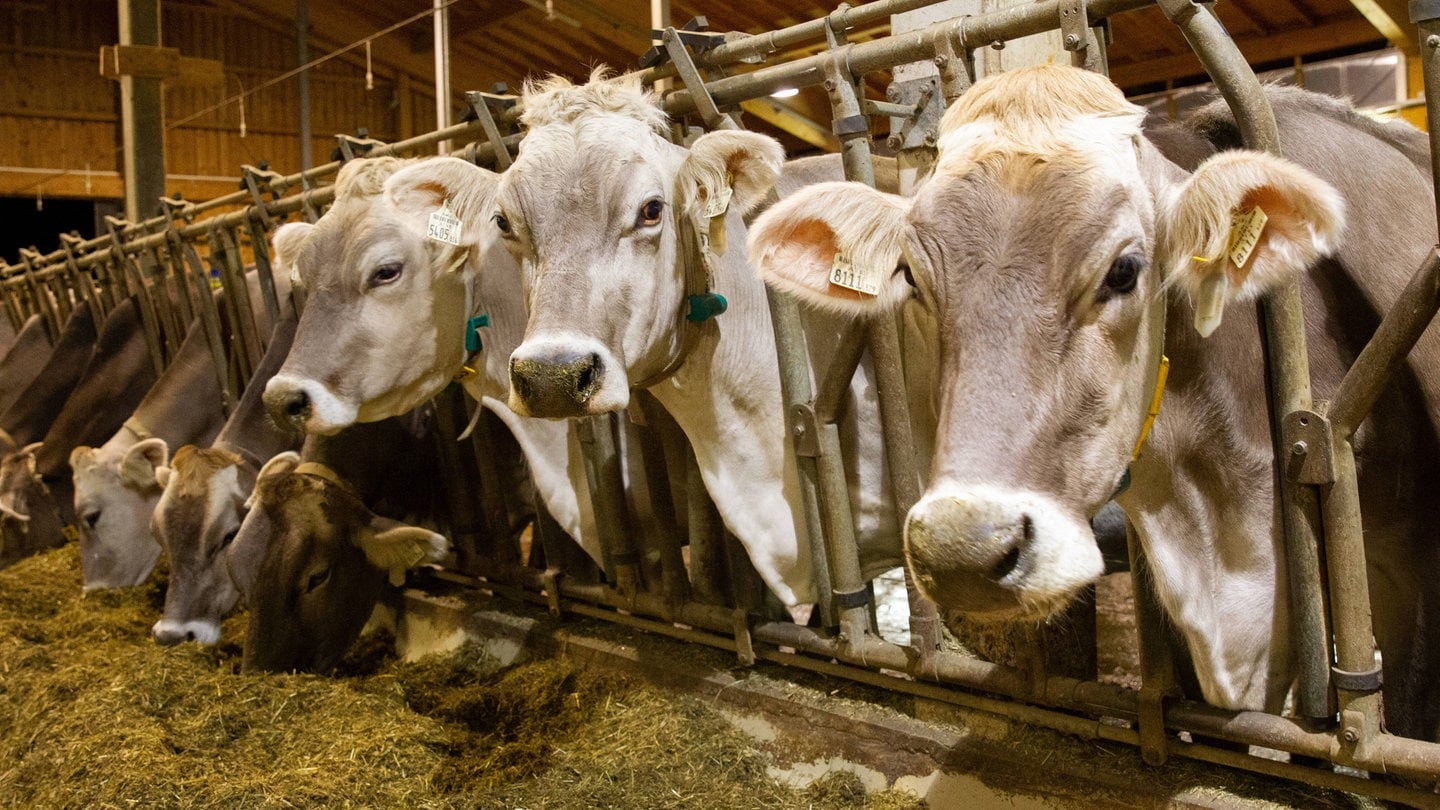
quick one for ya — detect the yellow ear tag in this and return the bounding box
[830,253,882,296]
[427,198,464,246]
[1193,268,1228,338]
[1228,206,1268,269]
[703,172,734,257]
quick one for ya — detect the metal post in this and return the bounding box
[433,0,452,155]
[174,234,232,414]
[576,416,640,597]
[297,0,312,172]
[117,0,165,222]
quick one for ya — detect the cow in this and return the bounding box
[152,304,301,646]
[747,64,1440,741]
[489,70,899,612]
[0,299,149,565]
[0,304,99,455]
[0,315,54,418]
[227,411,448,673]
[68,319,229,590]
[260,156,600,564]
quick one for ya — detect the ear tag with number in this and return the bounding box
[830,253,882,296]
[427,199,464,246]
[1227,206,1267,269]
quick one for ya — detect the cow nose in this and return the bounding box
[263,384,311,427]
[509,351,604,418]
[152,622,188,647]
[904,495,1033,616]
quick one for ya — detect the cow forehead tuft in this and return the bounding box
[519,67,668,137]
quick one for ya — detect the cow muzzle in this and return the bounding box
[903,484,1103,621]
[508,338,626,418]
[263,375,358,434]
[152,618,221,646]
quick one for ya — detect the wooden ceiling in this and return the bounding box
[198,0,1405,152]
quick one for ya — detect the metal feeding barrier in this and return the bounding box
[4,0,1440,804]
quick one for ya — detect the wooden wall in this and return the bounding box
[0,0,439,205]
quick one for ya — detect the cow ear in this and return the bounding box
[120,438,168,490]
[385,157,501,249]
[358,515,448,587]
[747,181,914,316]
[226,513,263,603]
[0,428,16,456]
[247,451,301,509]
[69,445,95,472]
[1159,150,1344,334]
[677,130,785,218]
[154,466,172,490]
[271,222,314,290]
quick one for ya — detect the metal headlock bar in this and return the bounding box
[9,0,1440,803]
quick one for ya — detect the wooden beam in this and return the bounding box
[740,98,838,152]
[0,169,237,201]
[1109,16,1384,89]
[1349,0,1418,53]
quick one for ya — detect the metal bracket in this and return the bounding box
[790,403,820,458]
[462,90,516,170]
[541,568,564,617]
[1156,0,1208,24]
[1137,684,1171,766]
[1411,0,1440,23]
[158,195,196,225]
[833,587,871,610]
[732,608,756,666]
[1059,0,1088,50]
[334,130,385,162]
[884,78,940,151]
[640,16,721,68]
[1282,409,1335,485]
[240,163,287,229]
[662,25,736,131]
[1332,664,1384,694]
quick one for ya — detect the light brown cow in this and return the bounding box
[750,64,1440,741]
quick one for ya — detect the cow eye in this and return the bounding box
[305,568,330,593]
[83,511,101,528]
[1101,254,1145,297]
[219,527,238,549]
[895,260,916,288]
[637,198,664,228]
[369,262,403,287]
[493,212,512,235]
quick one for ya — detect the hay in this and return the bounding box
[0,545,925,809]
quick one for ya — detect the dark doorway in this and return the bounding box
[0,197,122,265]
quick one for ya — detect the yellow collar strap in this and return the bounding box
[1130,354,1170,462]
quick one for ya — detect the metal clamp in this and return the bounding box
[833,587,871,610]
[661,24,737,131]
[1282,409,1335,485]
[333,130,386,162]
[640,16,723,68]
[1332,664,1383,694]
[1411,0,1440,23]
[541,568,564,617]
[1059,0,1088,51]
[732,608,756,666]
[240,163,288,229]
[790,403,820,458]
[462,90,516,170]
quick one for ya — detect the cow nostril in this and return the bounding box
[284,390,310,418]
[185,630,196,642]
[991,544,1022,581]
[575,354,599,395]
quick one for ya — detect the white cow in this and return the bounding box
[495,70,900,611]
[262,157,600,564]
[748,64,1440,741]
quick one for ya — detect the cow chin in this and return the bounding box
[903,483,1104,623]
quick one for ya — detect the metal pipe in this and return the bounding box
[577,415,640,597]
[1421,15,1440,239]
[433,0,452,155]
[244,213,283,348]
[1158,0,1335,724]
[174,234,233,413]
[297,0,312,172]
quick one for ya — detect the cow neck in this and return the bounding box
[629,211,724,391]
[1112,284,1171,500]
[293,461,361,502]
[451,244,489,386]
[120,417,151,443]
[214,439,266,478]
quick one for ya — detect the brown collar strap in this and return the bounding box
[122,417,152,442]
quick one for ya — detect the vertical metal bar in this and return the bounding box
[465,401,522,570]
[685,439,731,606]
[162,239,196,333]
[211,224,261,385]
[19,252,59,342]
[577,415,640,597]
[297,0,312,172]
[245,213,283,341]
[179,238,234,413]
[143,245,183,361]
[431,385,485,575]
[433,0,452,154]
[60,238,104,331]
[1159,0,1334,723]
[1128,520,1180,766]
[629,395,691,608]
[108,229,167,376]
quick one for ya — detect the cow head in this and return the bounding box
[748,65,1343,621]
[263,156,502,434]
[0,443,65,567]
[70,438,168,590]
[501,70,783,418]
[150,445,249,646]
[229,453,447,672]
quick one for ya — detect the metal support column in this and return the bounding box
[117,0,165,222]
